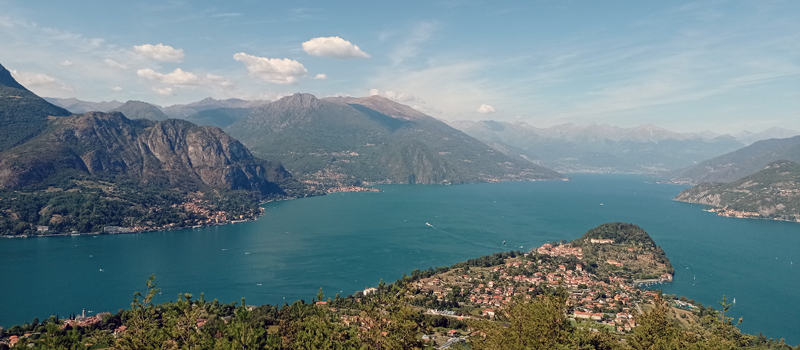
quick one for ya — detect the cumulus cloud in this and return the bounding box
[204,73,234,87]
[138,68,199,85]
[110,86,123,92]
[233,52,307,84]
[59,60,74,67]
[369,89,423,103]
[137,68,234,94]
[476,104,496,114]
[314,73,327,80]
[103,58,128,70]
[134,43,185,62]
[152,87,174,96]
[10,70,73,91]
[302,36,370,58]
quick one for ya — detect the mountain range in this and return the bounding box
[43,97,123,114]
[0,63,296,235]
[225,93,564,185]
[670,135,800,184]
[450,120,745,174]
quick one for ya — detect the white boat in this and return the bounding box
[425,222,432,227]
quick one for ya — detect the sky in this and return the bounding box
[1,0,798,134]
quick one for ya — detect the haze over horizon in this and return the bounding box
[1,0,798,134]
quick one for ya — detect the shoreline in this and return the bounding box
[1,187,382,239]
[1,176,578,239]
[695,205,800,224]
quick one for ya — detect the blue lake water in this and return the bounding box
[0,174,798,342]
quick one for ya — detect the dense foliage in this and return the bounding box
[0,177,265,236]
[572,222,673,280]
[2,276,796,350]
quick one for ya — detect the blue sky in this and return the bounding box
[1,0,798,133]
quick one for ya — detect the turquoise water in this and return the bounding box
[0,174,798,342]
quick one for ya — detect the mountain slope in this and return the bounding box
[452,120,744,174]
[226,94,563,185]
[0,63,72,152]
[110,100,169,121]
[670,136,800,184]
[675,160,800,222]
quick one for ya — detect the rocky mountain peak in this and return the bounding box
[272,93,323,110]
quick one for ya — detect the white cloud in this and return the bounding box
[302,36,370,58]
[59,60,74,67]
[110,86,123,92]
[103,58,128,70]
[138,68,200,85]
[233,52,307,84]
[153,87,174,96]
[368,89,423,103]
[314,73,327,80]
[477,104,496,114]
[204,73,234,87]
[137,68,234,90]
[9,70,73,91]
[134,43,185,62]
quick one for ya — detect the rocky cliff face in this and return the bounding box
[0,112,290,195]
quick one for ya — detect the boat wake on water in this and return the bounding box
[424,222,497,249]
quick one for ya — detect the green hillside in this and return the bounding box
[0,63,72,152]
[226,94,563,186]
[572,222,673,280]
[675,160,800,222]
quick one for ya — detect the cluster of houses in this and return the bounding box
[408,240,670,334]
[173,199,230,224]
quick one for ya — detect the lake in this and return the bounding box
[0,174,797,342]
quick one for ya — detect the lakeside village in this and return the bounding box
[0,239,683,348]
[403,240,675,339]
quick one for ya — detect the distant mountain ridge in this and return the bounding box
[110,100,169,121]
[675,160,800,222]
[44,97,123,114]
[735,128,800,145]
[451,120,744,174]
[226,94,564,185]
[670,135,800,184]
[162,97,271,119]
